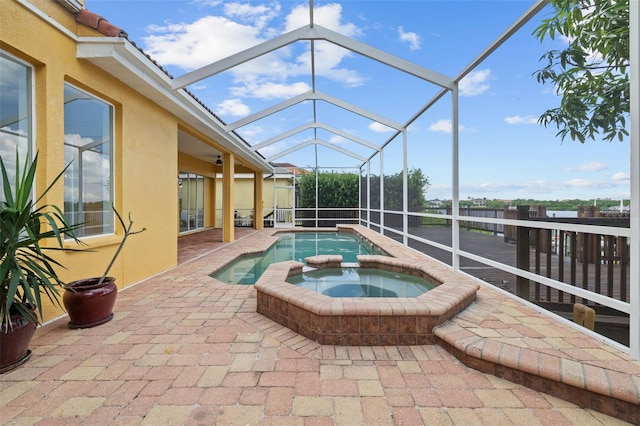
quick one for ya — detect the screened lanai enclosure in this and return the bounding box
[168,1,639,359]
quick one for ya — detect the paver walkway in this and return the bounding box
[1,227,636,425]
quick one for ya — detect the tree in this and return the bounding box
[298,170,360,208]
[366,168,430,212]
[533,0,629,142]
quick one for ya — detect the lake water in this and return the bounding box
[547,210,578,218]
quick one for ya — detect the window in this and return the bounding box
[178,171,204,233]
[0,52,33,202]
[63,84,114,237]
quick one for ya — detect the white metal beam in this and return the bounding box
[227,90,403,133]
[251,121,380,154]
[172,24,453,91]
[266,139,315,162]
[314,139,368,162]
[226,91,314,131]
[451,83,460,271]
[314,123,380,151]
[317,91,404,130]
[306,25,454,89]
[455,0,549,82]
[252,123,314,151]
[266,138,366,163]
[171,26,316,90]
[628,0,639,360]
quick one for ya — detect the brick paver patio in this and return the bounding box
[1,227,637,425]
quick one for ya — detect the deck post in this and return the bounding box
[516,205,530,300]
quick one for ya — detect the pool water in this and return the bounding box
[212,232,383,285]
[287,267,435,298]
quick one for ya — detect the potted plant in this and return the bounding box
[1,152,81,373]
[63,208,145,329]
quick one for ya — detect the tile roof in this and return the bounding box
[76,9,127,38]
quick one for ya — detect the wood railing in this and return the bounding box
[513,205,630,312]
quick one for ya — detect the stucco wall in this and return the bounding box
[1,0,178,322]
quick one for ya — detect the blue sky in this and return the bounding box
[86,0,631,202]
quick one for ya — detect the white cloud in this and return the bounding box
[328,134,347,144]
[565,178,599,188]
[293,41,365,87]
[284,3,360,36]
[504,115,538,125]
[564,177,626,190]
[611,172,630,182]
[63,133,111,202]
[427,171,631,200]
[236,124,267,144]
[283,4,364,87]
[142,2,365,100]
[369,122,394,133]
[143,16,265,70]
[471,180,553,194]
[193,0,222,6]
[459,69,491,96]
[217,99,250,117]
[398,26,421,50]
[428,119,465,134]
[230,81,311,100]
[256,140,289,158]
[579,162,608,172]
[565,162,611,173]
[223,2,280,30]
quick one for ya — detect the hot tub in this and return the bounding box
[287,267,436,298]
[255,254,480,346]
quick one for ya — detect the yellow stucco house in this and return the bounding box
[0,0,278,322]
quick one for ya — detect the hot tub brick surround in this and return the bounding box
[255,252,481,346]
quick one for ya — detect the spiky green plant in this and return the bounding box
[1,151,81,330]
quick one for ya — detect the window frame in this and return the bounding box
[0,50,36,202]
[63,82,116,240]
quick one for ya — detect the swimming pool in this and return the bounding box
[212,231,384,285]
[287,267,435,297]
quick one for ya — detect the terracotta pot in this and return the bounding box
[63,277,117,329]
[1,312,37,374]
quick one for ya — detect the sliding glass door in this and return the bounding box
[178,171,204,233]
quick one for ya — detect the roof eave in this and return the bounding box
[76,36,273,173]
